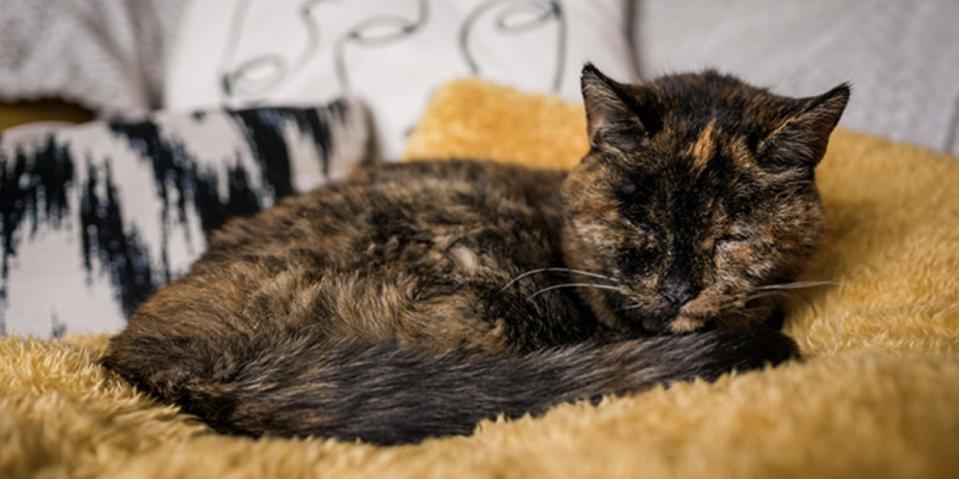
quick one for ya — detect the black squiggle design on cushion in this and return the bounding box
[220,0,327,100]
[334,0,430,94]
[460,0,566,93]
[219,0,429,99]
[217,0,568,101]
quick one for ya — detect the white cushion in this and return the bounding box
[165,0,637,158]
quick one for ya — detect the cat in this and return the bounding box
[103,64,849,445]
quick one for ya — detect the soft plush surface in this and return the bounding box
[3,79,959,478]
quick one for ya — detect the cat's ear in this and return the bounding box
[581,64,654,151]
[758,84,851,167]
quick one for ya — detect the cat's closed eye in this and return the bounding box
[621,203,652,229]
[717,233,750,244]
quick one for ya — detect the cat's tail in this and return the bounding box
[103,328,797,445]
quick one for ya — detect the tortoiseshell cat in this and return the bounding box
[104,65,849,445]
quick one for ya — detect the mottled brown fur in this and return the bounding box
[103,65,848,444]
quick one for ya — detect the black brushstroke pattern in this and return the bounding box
[227,109,295,198]
[287,100,347,178]
[0,106,345,333]
[109,105,340,232]
[79,161,157,315]
[944,93,959,153]
[50,313,66,339]
[106,119,262,241]
[107,120,194,278]
[190,159,262,233]
[0,139,75,334]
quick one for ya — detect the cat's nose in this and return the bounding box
[660,277,694,306]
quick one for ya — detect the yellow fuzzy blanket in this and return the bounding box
[3,79,959,479]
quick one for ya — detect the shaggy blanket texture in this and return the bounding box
[3,79,959,478]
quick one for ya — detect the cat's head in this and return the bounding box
[562,64,849,334]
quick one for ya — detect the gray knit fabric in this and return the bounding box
[0,0,186,115]
[634,0,959,156]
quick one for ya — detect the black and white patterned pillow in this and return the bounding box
[0,99,372,338]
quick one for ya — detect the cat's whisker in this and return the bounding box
[745,291,790,302]
[616,303,645,311]
[526,283,623,301]
[502,267,618,291]
[754,280,837,291]
[747,288,820,309]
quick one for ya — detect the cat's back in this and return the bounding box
[196,159,567,270]
[144,159,584,352]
